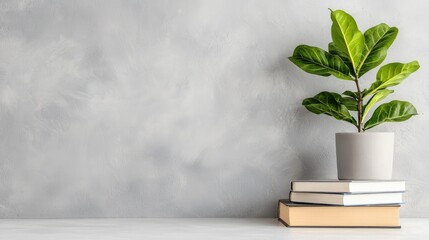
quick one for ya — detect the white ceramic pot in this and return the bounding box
[335,132,394,180]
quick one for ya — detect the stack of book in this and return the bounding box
[278,180,405,228]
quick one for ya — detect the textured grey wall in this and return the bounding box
[0,0,428,218]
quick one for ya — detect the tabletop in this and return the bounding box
[0,218,427,239]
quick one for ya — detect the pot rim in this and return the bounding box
[336,132,394,136]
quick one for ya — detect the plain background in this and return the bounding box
[0,0,428,218]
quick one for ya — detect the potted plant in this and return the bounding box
[289,9,420,180]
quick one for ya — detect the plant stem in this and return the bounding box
[354,76,363,132]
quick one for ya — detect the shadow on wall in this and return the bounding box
[269,51,339,181]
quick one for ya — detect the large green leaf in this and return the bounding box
[342,90,358,100]
[341,97,358,111]
[364,100,417,130]
[328,42,354,71]
[302,91,357,126]
[358,24,398,76]
[362,89,394,121]
[330,9,365,74]
[289,45,353,80]
[365,61,420,97]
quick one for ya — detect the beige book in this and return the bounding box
[278,200,400,228]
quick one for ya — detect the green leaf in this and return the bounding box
[341,97,358,111]
[302,91,357,126]
[365,61,420,97]
[343,90,358,100]
[330,9,365,74]
[364,100,417,130]
[289,45,353,80]
[328,42,354,72]
[358,24,398,76]
[362,89,394,121]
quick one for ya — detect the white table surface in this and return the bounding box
[0,218,427,240]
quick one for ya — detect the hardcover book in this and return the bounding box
[290,191,403,206]
[278,199,401,228]
[291,180,406,193]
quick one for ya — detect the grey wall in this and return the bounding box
[0,0,428,218]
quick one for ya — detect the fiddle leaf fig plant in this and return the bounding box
[289,9,419,132]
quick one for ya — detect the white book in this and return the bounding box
[290,192,403,206]
[291,180,405,193]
